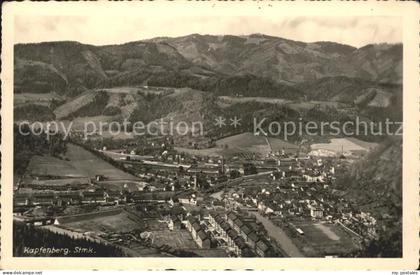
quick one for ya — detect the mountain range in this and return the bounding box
[14,33,402,128]
[13,33,403,257]
[14,33,401,92]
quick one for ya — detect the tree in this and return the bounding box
[178,166,185,175]
[229,169,241,179]
[243,163,257,175]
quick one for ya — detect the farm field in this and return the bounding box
[345,137,378,150]
[96,87,140,94]
[97,180,148,192]
[60,211,144,234]
[311,137,377,153]
[367,91,393,108]
[100,150,154,161]
[290,221,360,257]
[215,132,299,154]
[54,91,99,119]
[43,225,100,242]
[53,87,141,121]
[151,229,198,250]
[21,144,140,188]
[65,143,139,181]
[286,101,349,112]
[99,86,175,96]
[26,155,86,178]
[174,146,222,157]
[175,132,298,157]
[217,96,291,105]
[14,93,64,107]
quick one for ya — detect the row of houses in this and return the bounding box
[225,211,275,257]
[16,189,189,207]
[208,212,255,257]
[235,184,328,219]
[184,216,213,249]
[209,211,275,257]
[14,190,124,207]
[20,177,91,191]
[254,197,324,219]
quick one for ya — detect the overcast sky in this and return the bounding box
[14,16,401,48]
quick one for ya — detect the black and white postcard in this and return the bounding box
[1,0,419,270]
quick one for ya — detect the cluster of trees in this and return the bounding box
[14,124,67,175]
[13,222,125,257]
[103,105,121,116]
[243,163,257,175]
[334,137,402,257]
[14,104,56,122]
[14,62,67,94]
[359,224,402,257]
[63,91,110,119]
[210,74,303,99]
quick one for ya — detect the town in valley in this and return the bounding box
[13,32,402,258]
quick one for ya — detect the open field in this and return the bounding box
[367,90,393,108]
[96,87,140,94]
[345,137,378,150]
[311,137,377,153]
[43,225,101,242]
[21,144,141,191]
[217,96,291,106]
[99,86,174,97]
[97,180,147,192]
[290,220,359,257]
[174,146,222,157]
[26,155,86,178]
[54,91,99,119]
[176,132,298,158]
[65,144,139,181]
[151,229,198,250]
[314,223,340,241]
[100,150,154,161]
[53,87,147,120]
[14,93,63,107]
[216,132,298,155]
[286,101,349,112]
[60,211,143,234]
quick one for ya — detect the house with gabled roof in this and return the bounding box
[14,193,31,206]
[196,230,211,249]
[57,191,81,206]
[239,224,252,241]
[233,218,244,232]
[32,192,55,206]
[191,221,202,240]
[82,190,107,204]
[256,240,270,257]
[247,231,259,249]
[241,247,256,257]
